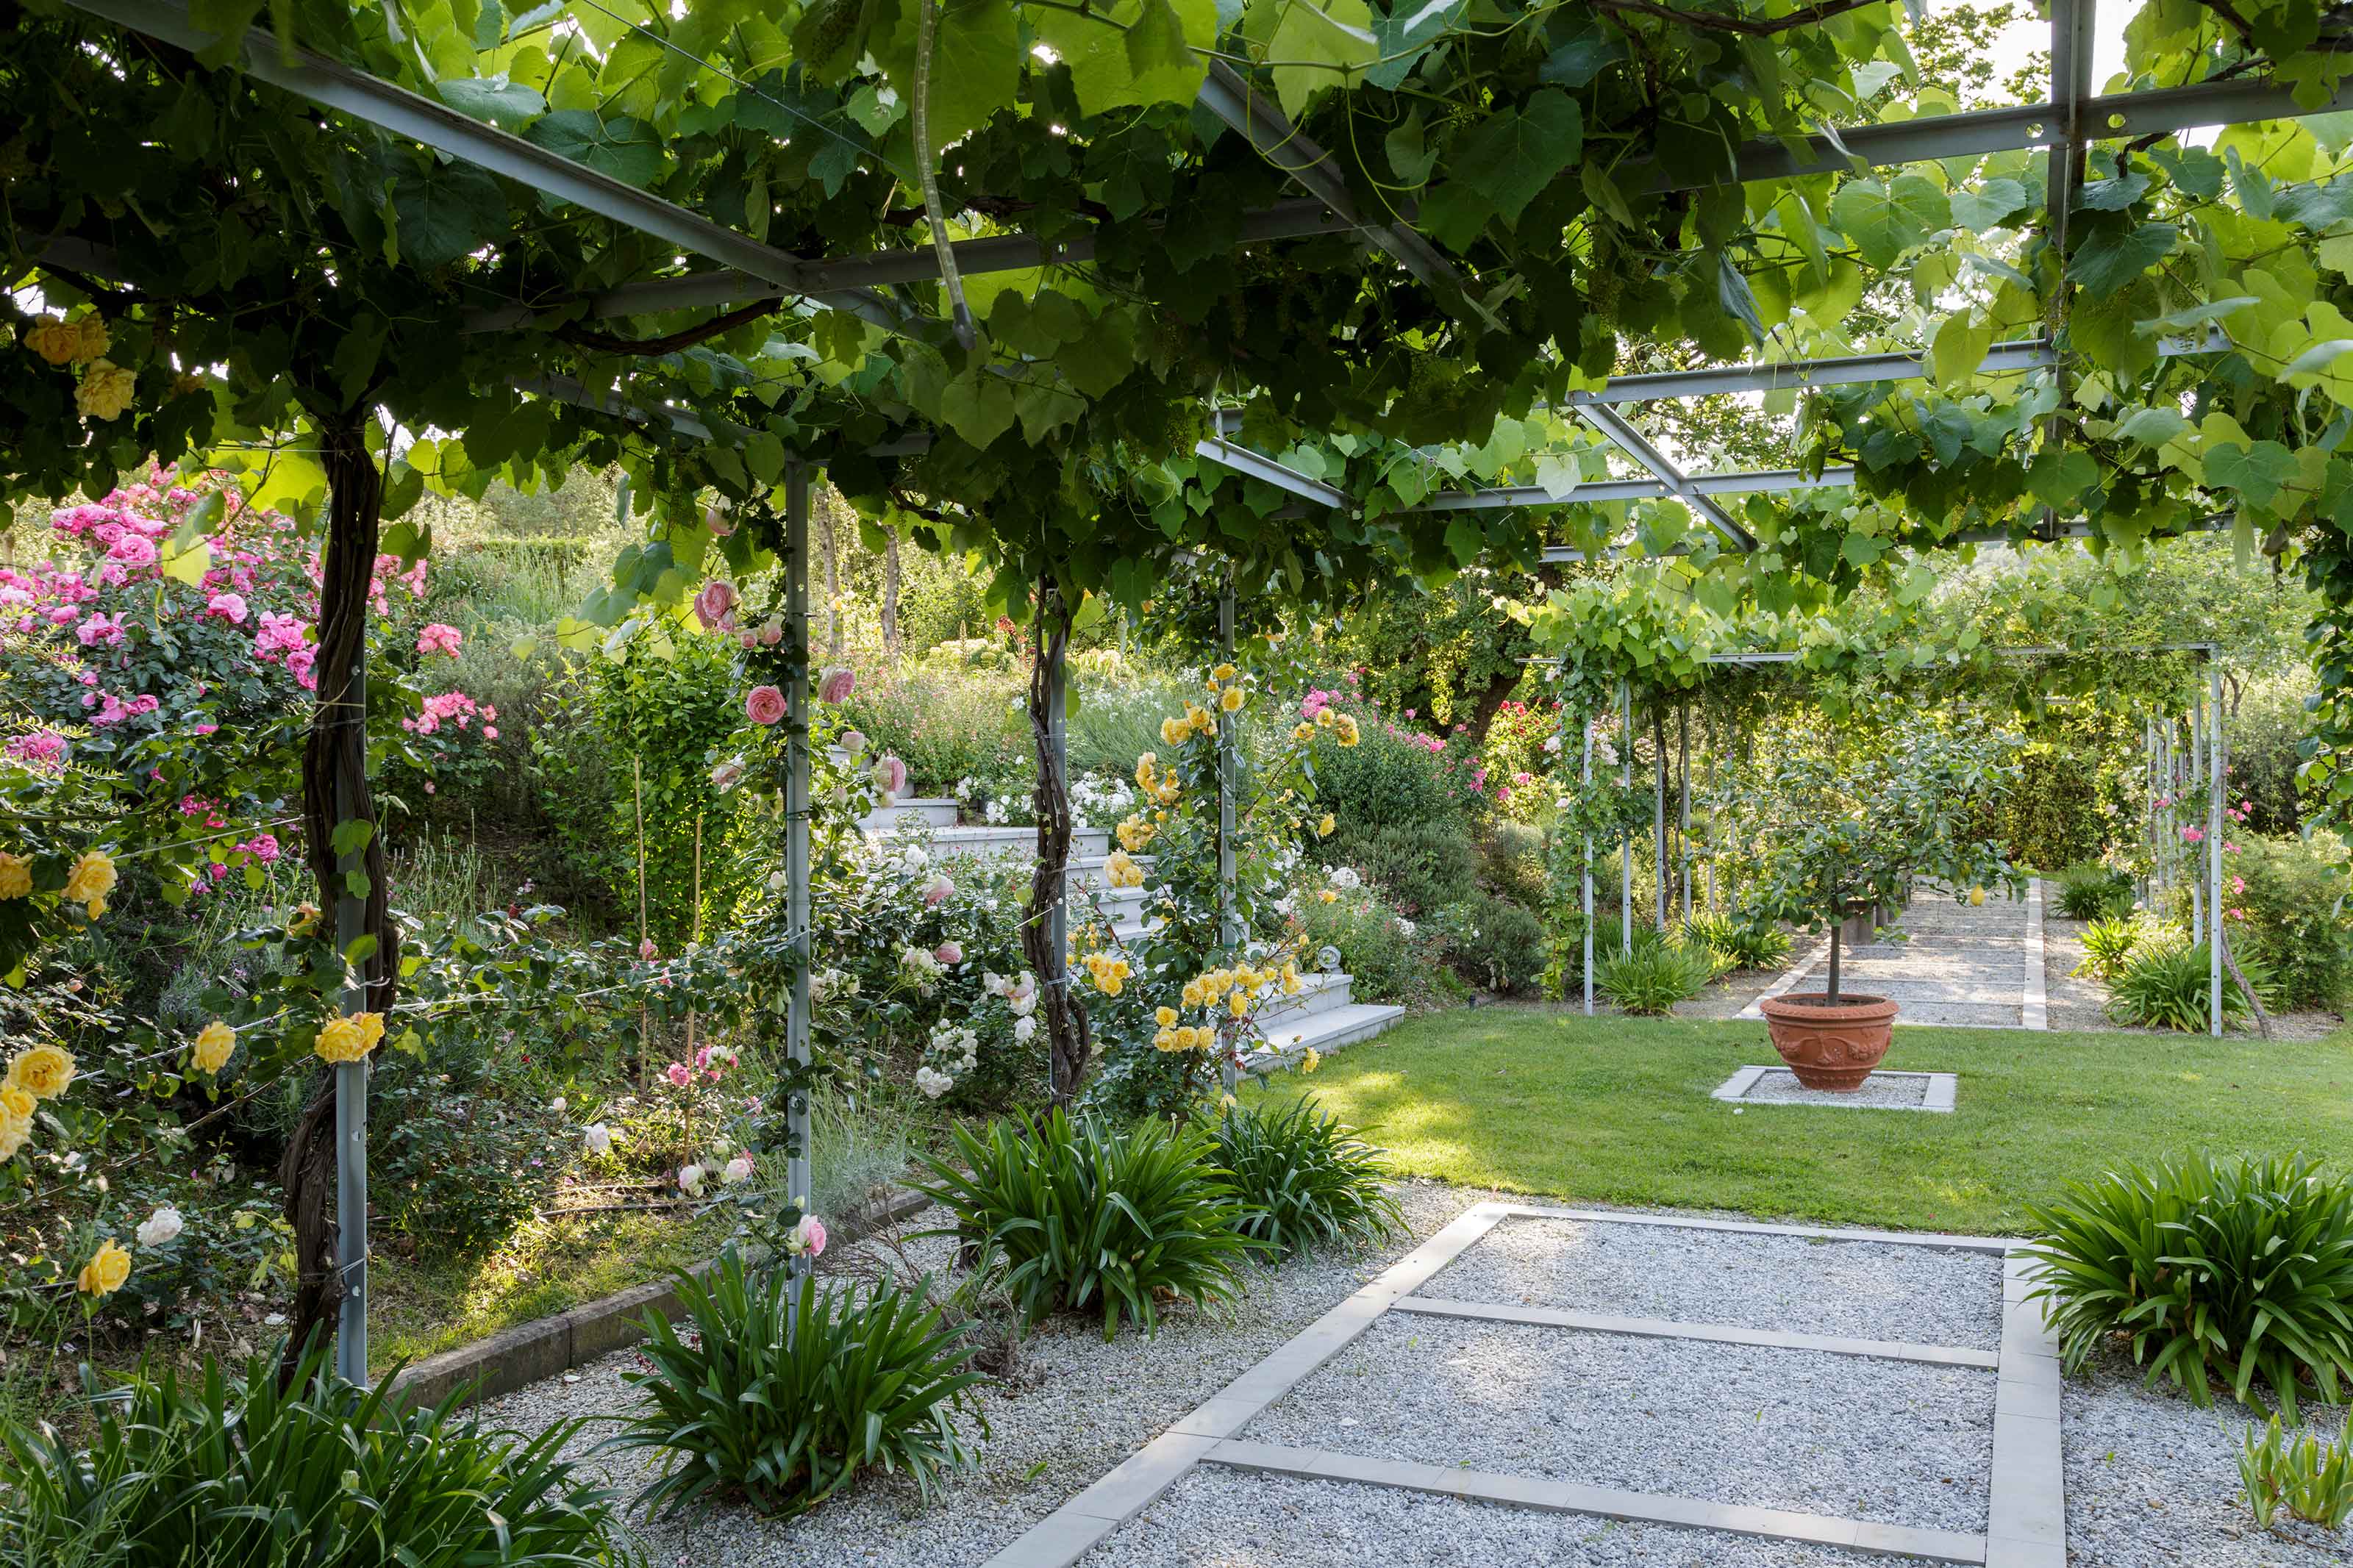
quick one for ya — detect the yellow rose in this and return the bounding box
[1293,723,1315,743]
[0,1116,26,1162]
[76,315,111,360]
[314,1015,377,1064]
[1228,990,1249,1017]
[1219,686,1244,713]
[77,1237,131,1297]
[1,1086,35,1124]
[1335,714,1360,747]
[1319,889,1338,903]
[1210,664,1236,681]
[356,1012,385,1052]
[63,851,115,909]
[1155,1006,1177,1026]
[7,1045,75,1100]
[1317,813,1335,838]
[75,359,136,422]
[190,1021,236,1075]
[1100,973,1123,997]
[24,317,80,365]
[1154,1028,1178,1052]
[1315,708,1335,728]
[1218,1092,1238,1109]
[1300,1048,1321,1074]
[0,853,29,899]
[1159,717,1185,747]
[1134,753,1157,788]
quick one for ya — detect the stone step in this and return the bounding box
[892,823,1114,860]
[1255,971,1354,1031]
[857,797,960,831]
[1244,1001,1407,1070]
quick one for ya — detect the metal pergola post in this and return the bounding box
[332,656,368,1386]
[1217,581,1238,948]
[2210,668,2226,1037]
[1581,709,1595,1015]
[2190,687,2204,938]
[782,465,813,1313]
[1618,681,1632,954]
[1677,703,1692,926]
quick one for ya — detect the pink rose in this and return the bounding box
[665,1062,691,1089]
[760,620,785,648]
[840,729,868,756]
[640,937,657,961]
[482,726,499,740]
[694,580,738,631]
[745,685,787,726]
[818,666,855,704]
[704,502,734,538]
[207,592,249,624]
[935,941,963,967]
[874,753,907,798]
[924,875,954,907]
[415,623,462,657]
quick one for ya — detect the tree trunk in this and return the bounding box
[1021,585,1090,1103]
[1825,919,1843,1006]
[882,534,903,662]
[280,410,399,1389]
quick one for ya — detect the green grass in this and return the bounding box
[1254,1007,2353,1235]
[368,1206,743,1376]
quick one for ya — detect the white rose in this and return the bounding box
[915,1066,953,1098]
[582,1123,613,1156]
[136,1206,184,1247]
[548,1095,567,1114]
[677,1163,706,1196]
[721,1156,754,1185]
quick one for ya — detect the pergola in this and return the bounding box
[26,0,2340,1382]
[1546,645,2232,1034]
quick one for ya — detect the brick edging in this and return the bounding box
[385,1186,934,1411]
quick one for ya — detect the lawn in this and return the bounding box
[1252,1007,2353,1235]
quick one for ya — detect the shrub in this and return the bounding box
[2240,1416,2353,1531]
[0,1343,629,1564]
[1207,1098,1403,1256]
[1596,935,1720,1015]
[840,667,1026,794]
[1683,911,1791,972]
[1308,713,1481,835]
[613,1250,987,1518]
[2073,913,2142,981]
[1290,884,1463,1009]
[2055,860,2135,921]
[1481,822,1549,910]
[2024,1153,2353,1417]
[2002,745,2115,873]
[2107,940,2265,1031]
[918,1109,1256,1338]
[1443,890,1549,994]
[2223,835,2353,1012]
[1330,820,1479,915]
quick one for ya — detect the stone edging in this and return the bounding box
[385,1186,934,1411]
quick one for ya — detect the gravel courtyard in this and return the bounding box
[476,1184,2351,1568]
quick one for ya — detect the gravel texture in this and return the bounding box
[2062,1351,2352,1567]
[471,1178,1488,1568]
[1731,1067,1934,1109]
[1095,1467,1899,1567]
[1239,1315,1997,1533]
[1416,1214,2006,1350]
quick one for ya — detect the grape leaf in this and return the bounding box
[2069,222,2178,299]
[1828,173,1950,270]
[1450,88,1582,228]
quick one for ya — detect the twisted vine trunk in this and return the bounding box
[279,411,399,1388]
[1021,585,1089,1103]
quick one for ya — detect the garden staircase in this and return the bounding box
[856,795,1404,1067]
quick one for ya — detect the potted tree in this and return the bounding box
[1733,715,2019,1089]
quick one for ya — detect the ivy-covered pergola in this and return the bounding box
[6,0,2349,1386]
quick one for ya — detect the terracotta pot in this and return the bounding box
[1758,992,1899,1091]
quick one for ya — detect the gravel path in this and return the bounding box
[473,1179,1490,1568]
[1238,1315,1997,1533]
[2062,1351,2352,1567]
[1415,1214,2006,1350]
[1097,1469,1898,1567]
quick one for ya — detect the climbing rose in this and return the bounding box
[415,623,463,657]
[665,1062,692,1089]
[935,940,963,967]
[745,685,787,726]
[840,728,867,755]
[787,1214,827,1257]
[76,1239,131,1297]
[207,591,249,624]
[75,359,136,421]
[582,1123,614,1156]
[693,580,738,631]
[873,753,908,799]
[818,666,855,704]
[923,875,954,908]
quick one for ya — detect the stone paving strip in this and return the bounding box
[1713,1064,1960,1111]
[993,1206,2065,1568]
[1740,892,2036,1029]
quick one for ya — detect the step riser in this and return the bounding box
[1246,1002,1407,1068]
[858,800,960,831]
[1254,975,1354,1029]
